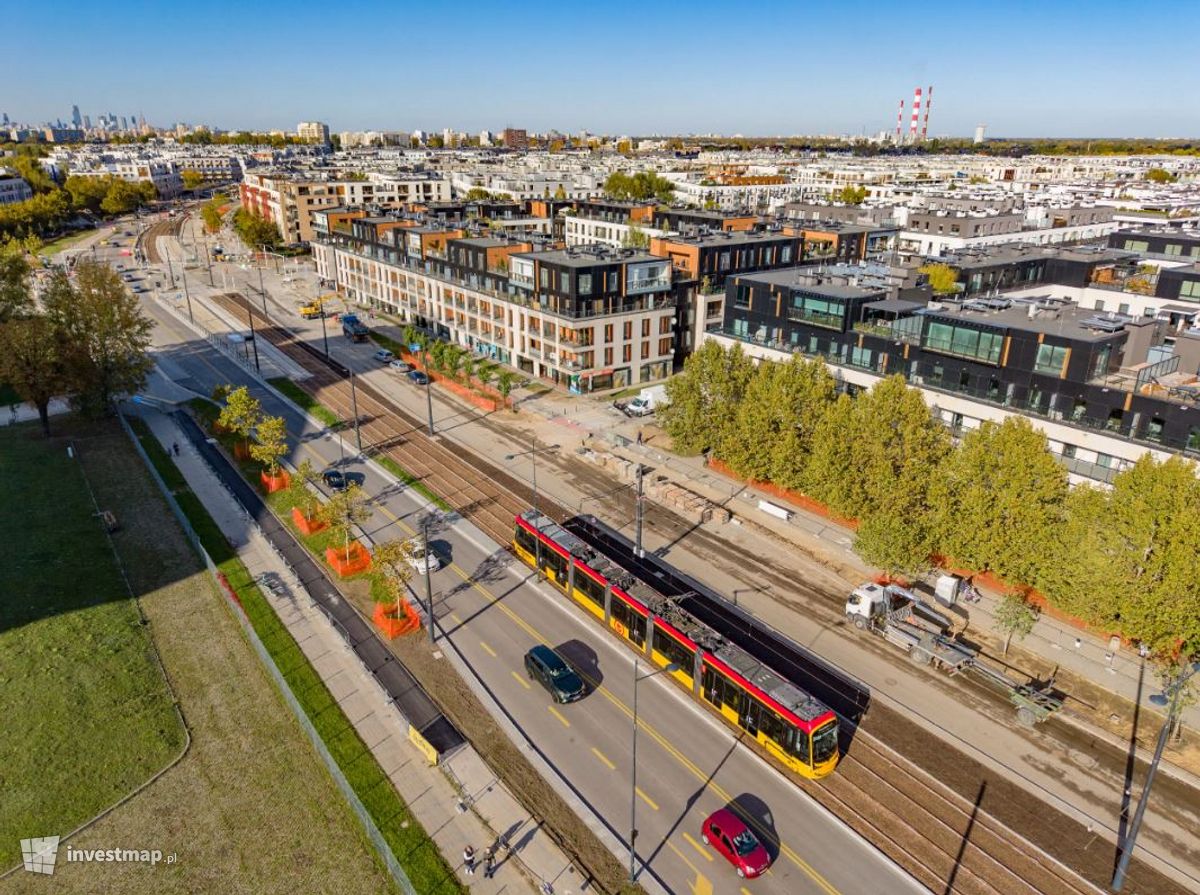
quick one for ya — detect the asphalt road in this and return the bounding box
[137,235,925,895]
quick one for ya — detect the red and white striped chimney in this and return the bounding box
[896,100,905,142]
[909,87,922,139]
[921,85,933,141]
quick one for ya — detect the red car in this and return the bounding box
[700,808,772,879]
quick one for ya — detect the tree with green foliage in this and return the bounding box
[603,171,675,203]
[1067,455,1200,655]
[0,190,71,240]
[41,262,153,415]
[100,178,153,215]
[0,243,33,322]
[622,225,650,249]
[249,414,289,477]
[444,344,464,381]
[995,591,1039,656]
[919,263,960,295]
[553,184,567,200]
[216,384,263,451]
[0,316,67,436]
[854,499,937,581]
[931,417,1068,589]
[371,537,418,621]
[201,195,226,233]
[832,185,869,204]
[495,370,516,407]
[1145,168,1178,184]
[321,483,372,563]
[807,376,950,523]
[233,207,282,250]
[6,154,57,194]
[289,458,324,519]
[181,169,206,190]
[659,340,755,457]
[769,355,838,491]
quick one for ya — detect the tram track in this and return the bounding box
[200,289,1160,895]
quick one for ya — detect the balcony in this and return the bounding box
[626,276,672,296]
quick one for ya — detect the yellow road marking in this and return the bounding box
[742,887,754,895]
[353,492,840,895]
[479,640,497,657]
[691,873,713,895]
[683,832,713,862]
[666,840,703,877]
[511,671,531,690]
[547,705,571,728]
[636,787,659,811]
[450,612,463,625]
[591,747,615,770]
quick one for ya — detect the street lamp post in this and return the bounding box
[320,309,330,358]
[181,267,194,324]
[349,370,362,453]
[504,439,560,578]
[1112,660,1200,891]
[420,341,435,437]
[257,248,268,318]
[422,515,435,645]
[634,463,646,559]
[630,660,679,883]
[247,305,261,373]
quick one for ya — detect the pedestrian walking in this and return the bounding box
[462,845,476,876]
[172,442,181,457]
[483,846,497,879]
[636,430,643,445]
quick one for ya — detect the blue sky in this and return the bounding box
[4,0,1197,138]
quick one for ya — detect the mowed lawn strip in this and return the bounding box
[0,420,185,871]
[3,416,399,894]
[130,413,464,895]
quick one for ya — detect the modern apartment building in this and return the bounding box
[314,223,676,392]
[711,266,1200,486]
[239,170,449,244]
[297,121,330,144]
[68,159,183,198]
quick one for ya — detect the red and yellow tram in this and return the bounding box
[513,510,839,779]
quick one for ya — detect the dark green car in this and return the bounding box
[524,645,585,703]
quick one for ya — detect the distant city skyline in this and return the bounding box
[4,0,1199,139]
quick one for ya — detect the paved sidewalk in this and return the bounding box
[135,407,581,895]
[0,397,71,427]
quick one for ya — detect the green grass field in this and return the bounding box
[37,228,96,256]
[0,420,186,869]
[267,377,341,428]
[4,416,401,893]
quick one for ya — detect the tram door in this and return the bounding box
[739,697,760,738]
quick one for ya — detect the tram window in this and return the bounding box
[741,697,761,735]
[515,526,538,555]
[758,707,786,751]
[540,548,567,581]
[611,598,646,646]
[702,666,743,714]
[575,569,605,608]
[654,627,695,673]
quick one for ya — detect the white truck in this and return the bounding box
[846,581,1065,726]
[620,384,668,417]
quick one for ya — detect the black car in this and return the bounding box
[524,645,585,703]
[322,469,347,491]
[407,370,430,386]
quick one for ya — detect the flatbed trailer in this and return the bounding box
[847,582,1064,726]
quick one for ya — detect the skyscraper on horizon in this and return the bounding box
[71,104,81,127]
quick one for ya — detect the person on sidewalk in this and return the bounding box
[462,845,476,876]
[483,845,496,879]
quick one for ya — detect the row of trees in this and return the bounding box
[0,249,153,432]
[661,341,1200,658]
[215,384,419,623]
[401,325,517,402]
[64,175,156,216]
[232,207,282,250]
[201,194,228,234]
[603,171,675,203]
